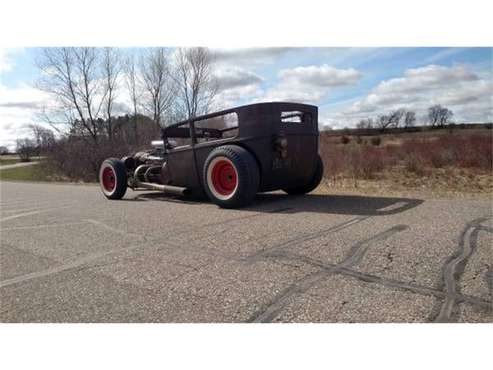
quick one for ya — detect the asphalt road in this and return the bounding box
[1,180,491,323]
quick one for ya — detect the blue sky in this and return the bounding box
[0,47,492,148]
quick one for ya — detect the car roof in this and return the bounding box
[165,102,317,129]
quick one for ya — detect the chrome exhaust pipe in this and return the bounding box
[135,181,189,196]
[144,165,160,182]
[133,164,189,196]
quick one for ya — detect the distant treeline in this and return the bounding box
[322,122,493,136]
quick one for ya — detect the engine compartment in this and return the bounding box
[123,146,166,187]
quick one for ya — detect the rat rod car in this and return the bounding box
[99,102,323,208]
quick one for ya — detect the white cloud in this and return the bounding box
[261,64,362,104]
[341,64,492,125]
[215,84,262,110]
[279,64,361,87]
[0,83,46,108]
[439,80,492,105]
[213,47,294,66]
[213,66,265,108]
[318,113,340,129]
[0,82,51,149]
[0,49,46,149]
[373,64,478,95]
[215,66,263,90]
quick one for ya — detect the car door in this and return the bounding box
[165,122,200,188]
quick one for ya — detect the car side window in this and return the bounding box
[164,122,193,149]
[281,111,311,124]
[194,112,239,144]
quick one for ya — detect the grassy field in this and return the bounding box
[0,155,44,166]
[0,163,55,182]
[0,155,21,166]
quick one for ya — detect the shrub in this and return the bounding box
[319,135,347,184]
[371,136,381,146]
[404,154,427,176]
[46,136,135,181]
[359,147,385,179]
[340,147,386,180]
[457,135,492,170]
[319,129,492,183]
[341,136,350,145]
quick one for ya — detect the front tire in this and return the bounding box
[283,154,323,195]
[99,158,127,200]
[203,145,259,208]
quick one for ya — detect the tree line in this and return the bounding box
[356,105,454,131]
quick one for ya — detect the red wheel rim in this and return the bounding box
[102,167,116,192]
[211,160,237,196]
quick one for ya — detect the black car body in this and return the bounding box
[99,102,323,208]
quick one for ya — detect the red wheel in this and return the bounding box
[101,166,116,192]
[99,158,127,199]
[207,157,239,200]
[203,146,259,208]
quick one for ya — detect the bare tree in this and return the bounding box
[376,109,404,131]
[376,114,391,130]
[16,138,36,162]
[428,105,453,126]
[29,124,55,154]
[101,48,121,141]
[440,108,453,126]
[356,118,374,129]
[37,48,106,144]
[0,146,9,155]
[428,105,441,126]
[392,108,406,127]
[174,47,218,120]
[404,111,416,127]
[123,53,140,143]
[140,48,176,128]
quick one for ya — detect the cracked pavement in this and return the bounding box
[1,181,492,322]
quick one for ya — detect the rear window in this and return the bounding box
[281,111,311,124]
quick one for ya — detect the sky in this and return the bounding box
[0,47,492,149]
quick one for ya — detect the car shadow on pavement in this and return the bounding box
[248,193,424,216]
[127,191,424,216]
[123,191,208,205]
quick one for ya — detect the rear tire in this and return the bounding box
[99,158,127,200]
[283,155,323,195]
[203,145,259,208]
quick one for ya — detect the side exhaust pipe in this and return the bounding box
[133,164,189,196]
[135,181,189,196]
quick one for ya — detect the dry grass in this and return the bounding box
[319,129,493,194]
